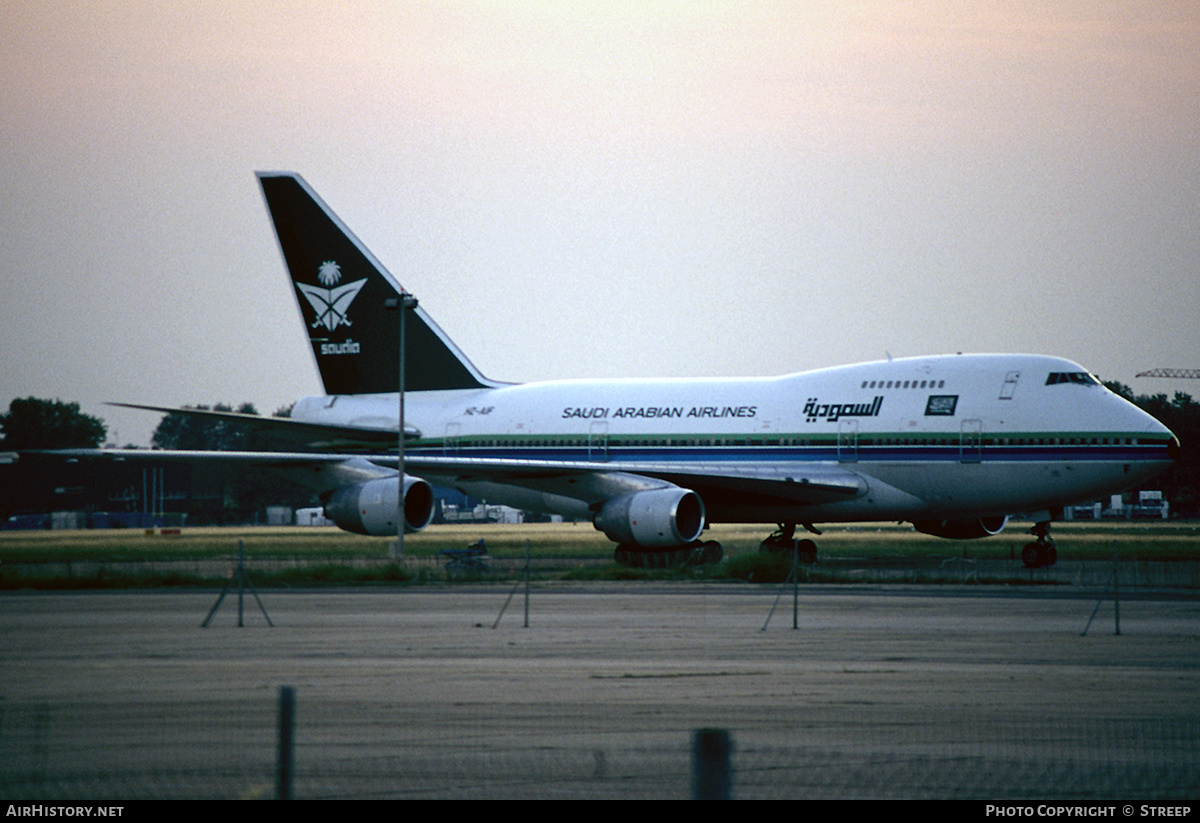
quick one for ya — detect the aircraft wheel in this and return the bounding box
[761,538,817,563]
[759,538,790,555]
[701,541,723,565]
[796,538,817,564]
[1042,544,1058,567]
[1021,542,1042,569]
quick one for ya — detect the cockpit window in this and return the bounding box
[1045,372,1099,386]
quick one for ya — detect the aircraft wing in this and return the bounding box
[402,455,867,508]
[26,447,866,508]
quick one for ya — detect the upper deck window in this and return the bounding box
[1045,372,1100,386]
[862,379,946,389]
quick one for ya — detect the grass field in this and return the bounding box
[1,520,1198,589]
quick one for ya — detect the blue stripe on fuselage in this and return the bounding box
[407,442,1173,464]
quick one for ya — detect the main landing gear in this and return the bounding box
[1021,520,1058,569]
[759,522,819,564]
[614,540,723,569]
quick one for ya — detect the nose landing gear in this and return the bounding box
[1021,520,1058,568]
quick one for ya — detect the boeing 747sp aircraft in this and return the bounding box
[90,173,1180,568]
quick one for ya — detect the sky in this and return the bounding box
[2,2,1198,447]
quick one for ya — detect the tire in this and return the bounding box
[797,538,817,564]
[1021,542,1041,568]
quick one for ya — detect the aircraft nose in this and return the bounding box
[1167,434,1181,462]
[1139,414,1179,462]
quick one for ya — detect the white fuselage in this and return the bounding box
[291,353,1175,525]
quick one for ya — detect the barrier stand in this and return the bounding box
[493,539,533,629]
[761,541,802,631]
[201,539,274,628]
[1082,541,1121,637]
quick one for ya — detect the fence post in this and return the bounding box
[277,685,295,800]
[693,727,732,800]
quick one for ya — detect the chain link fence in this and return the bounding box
[2,698,1196,799]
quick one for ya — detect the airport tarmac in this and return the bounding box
[2,584,1199,799]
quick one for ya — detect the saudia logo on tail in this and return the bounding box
[295,261,366,355]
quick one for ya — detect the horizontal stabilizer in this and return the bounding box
[107,402,417,451]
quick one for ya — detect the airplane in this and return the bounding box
[60,172,1181,568]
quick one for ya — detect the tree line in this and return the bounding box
[0,398,308,524]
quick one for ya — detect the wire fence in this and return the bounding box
[4,555,1200,590]
[2,698,1196,799]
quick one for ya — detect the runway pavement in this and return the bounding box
[2,584,1198,799]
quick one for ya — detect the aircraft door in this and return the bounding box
[999,371,1020,400]
[588,421,609,461]
[960,419,983,463]
[443,422,461,455]
[838,419,859,463]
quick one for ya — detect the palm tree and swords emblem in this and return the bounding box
[296,261,367,332]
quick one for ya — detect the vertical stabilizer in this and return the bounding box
[257,172,496,394]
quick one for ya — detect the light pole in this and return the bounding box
[385,293,418,557]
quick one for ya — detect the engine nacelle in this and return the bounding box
[324,475,435,536]
[593,487,705,548]
[911,516,1008,540]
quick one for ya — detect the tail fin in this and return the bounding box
[257,172,496,395]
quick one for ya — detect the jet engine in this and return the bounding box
[593,487,706,548]
[324,474,436,536]
[911,516,1008,540]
